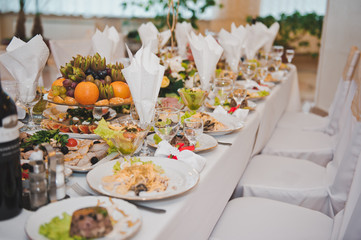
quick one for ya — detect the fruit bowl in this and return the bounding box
[178,88,208,111]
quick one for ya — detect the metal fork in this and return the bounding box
[71,183,166,213]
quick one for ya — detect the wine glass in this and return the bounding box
[129,104,152,156]
[183,117,203,146]
[16,80,42,130]
[154,107,181,143]
[272,45,284,59]
[240,61,257,85]
[213,78,233,106]
[258,67,269,85]
[286,49,295,65]
[232,83,248,105]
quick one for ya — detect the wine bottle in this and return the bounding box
[0,79,22,220]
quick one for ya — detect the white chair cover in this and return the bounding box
[235,77,361,216]
[210,197,333,240]
[276,47,360,132]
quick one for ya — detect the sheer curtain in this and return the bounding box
[0,0,214,19]
[259,0,327,17]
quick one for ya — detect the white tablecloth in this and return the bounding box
[0,66,300,240]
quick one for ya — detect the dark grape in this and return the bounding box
[85,68,93,75]
[66,89,75,97]
[60,146,69,154]
[93,141,101,144]
[62,79,72,88]
[98,70,108,79]
[71,82,78,89]
[106,67,111,75]
[92,73,100,79]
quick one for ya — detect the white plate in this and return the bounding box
[43,105,117,122]
[67,152,120,173]
[25,196,142,240]
[146,133,217,152]
[205,112,244,136]
[204,99,256,111]
[87,157,200,201]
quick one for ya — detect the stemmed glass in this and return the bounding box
[16,79,42,130]
[178,88,208,112]
[240,61,258,85]
[183,117,203,147]
[213,78,233,105]
[108,118,149,160]
[232,83,248,105]
[272,45,284,71]
[286,49,295,65]
[154,107,181,143]
[129,104,152,156]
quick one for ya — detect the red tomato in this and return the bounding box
[66,138,78,147]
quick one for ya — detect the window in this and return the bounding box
[259,0,327,17]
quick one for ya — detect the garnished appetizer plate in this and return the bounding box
[87,157,199,201]
[25,196,142,240]
[146,133,217,152]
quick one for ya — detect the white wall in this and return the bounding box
[315,0,361,112]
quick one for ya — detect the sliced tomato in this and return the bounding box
[78,125,90,134]
[66,138,78,147]
[59,126,70,133]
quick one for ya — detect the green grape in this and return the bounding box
[51,85,57,91]
[52,89,60,96]
[59,86,66,94]
[60,94,67,99]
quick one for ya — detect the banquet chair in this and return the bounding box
[210,154,361,240]
[232,74,361,217]
[260,53,361,166]
[276,46,360,132]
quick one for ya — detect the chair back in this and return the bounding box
[325,46,360,135]
[327,60,361,216]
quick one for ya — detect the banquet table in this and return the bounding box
[0,65,300,240]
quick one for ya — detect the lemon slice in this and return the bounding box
[161,76,170,88]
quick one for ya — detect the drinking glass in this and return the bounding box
[258,67,269,84]
[213,78,233,105]
[286,49,295,64]
[16,80,42,130]
[178,88,208,111]
[129,104,152,156]
[107,119,149,160]
[183,117,203,146]
[272,45,284,59]
[154,107,181,143]
[232,83,248,105]
[240,61,257,85]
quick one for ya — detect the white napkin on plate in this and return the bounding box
[188,32,223,91]
[244,23,269,60]
[213,105,249,122]
[92,25,125,63]
[218,28,243,73]
[138,22,171,53]
[0,35,49,103]
[154,140,206,172]
[175,21,193,58]
[262,22,280,53]
[121,44,165,124]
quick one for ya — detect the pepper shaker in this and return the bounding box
[29,160,48,210]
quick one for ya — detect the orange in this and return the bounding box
[74,82,99,105]
[52,77,65,88]
[110,81,131,99]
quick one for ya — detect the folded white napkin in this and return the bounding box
[122,44,165,124]
[188,32,223,91]
[218,28,243,73]
[244,23,269,60]
[49,38,93,70]
[0,35,49,103]
[175,22,193,58]
[92,25,126,63]
[154,140,206,172]
[230,23,247,57]
[213,105,249,122]
[262,22,280,53]
[138,22,171,53]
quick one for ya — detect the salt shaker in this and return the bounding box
[29,160,48,210]
[54,152,66,200]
